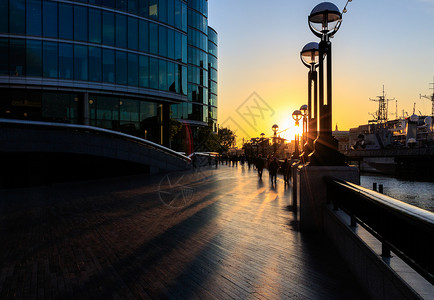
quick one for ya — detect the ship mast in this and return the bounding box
[369,85,394,128]
[419,77,434,133]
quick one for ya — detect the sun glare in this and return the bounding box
[275,119,303,143]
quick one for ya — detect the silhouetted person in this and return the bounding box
[269,157,279,184]
[281,158,290,184]
[256,155,265,180]
[247,156,252,169]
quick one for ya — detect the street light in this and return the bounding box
[300,42,319,163]
[299,105,309,161]
[307,2,346,166]
[272,124,279,155]
[292,110,302,158]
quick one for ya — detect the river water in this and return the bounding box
[360,173,434,213]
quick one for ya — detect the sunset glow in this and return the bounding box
[209,0,434,145]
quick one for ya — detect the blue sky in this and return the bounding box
[207,0,434,142]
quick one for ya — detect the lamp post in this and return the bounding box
[292,110,302,158]
[272,124,279,155]
[300,42,319,163]
[299,104,309,162]
[307,2,346,166]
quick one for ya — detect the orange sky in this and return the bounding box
[209,0,434,147]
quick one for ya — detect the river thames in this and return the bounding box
[360,173,434,213]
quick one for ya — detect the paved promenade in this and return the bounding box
[0,164,367,299]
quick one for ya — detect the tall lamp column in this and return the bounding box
[307,2,346,166]
[292,110,302,159]
[300,42,319,163]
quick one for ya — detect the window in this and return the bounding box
[159,60,167,91]
[59,43,73,79]
[149,57,158,89]
[43,1,57,38]
[10,0,25,34]
[26,40,42,76]
[138,0,149,17]
[42,93,77,123]
[115,14,127,48]
[167,0,174,27]
[9,39,25,76]
[102,11,115,46]
[89,8,102,44]
[116,0,127,11]
[181,2,187,32]
[149,0,158,19]
[127,17,138,50]
[0,0,8,33]
[167,62,175,92]
[174,63,180,93]
[138,20,149,53]
[74,6,88,42]
[128,0,138,13]
[182,65,187,95]
[175,31,182,62]
[149,23,158,55]
[128,53,138,86]
[115,51,127,85]
[89,46,102,82]
[43,41,58,78]
[0,38,8,75]
[167,29,174,60]
[174,0,181,30]
[102,48,115,83]
[27,0,42,36]
[59,3,73,40]
[159,0,167,23]
[158,26,167,57]
[74,44,87,81]
[182,34,187,63]
[139,55,149,88]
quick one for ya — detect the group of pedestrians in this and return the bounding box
[253,155,291,185]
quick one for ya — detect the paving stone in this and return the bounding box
[0,165,367,299]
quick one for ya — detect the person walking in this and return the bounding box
[269,157,279,184]
[255,155,265,180]
[281,158,290,185]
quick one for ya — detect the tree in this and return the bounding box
[195,125,236,154]
[217,127,236,153]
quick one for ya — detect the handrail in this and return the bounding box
[325,177,434,284]
[0,118,190,162]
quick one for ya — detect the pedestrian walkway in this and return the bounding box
[0,164,368,299]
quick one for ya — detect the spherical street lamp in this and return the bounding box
[308,2,342,39]
[272,124,279,155]
[300,43,319,163]
[307,2,346,166]
[300,104,308,147]
[292,110,302,158]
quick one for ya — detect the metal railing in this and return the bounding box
[326,177,434,284]
[0,118,190,162]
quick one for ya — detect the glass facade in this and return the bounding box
[0,0,217,150]
[172,0,209,126]
[208,27,218,133]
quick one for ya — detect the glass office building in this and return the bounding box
[208,26,217,133]
[0,0,216,149]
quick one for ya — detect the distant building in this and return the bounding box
[0,0,217,151]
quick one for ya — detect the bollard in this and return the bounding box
[373,182,377,191]
[379,184,383,194]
